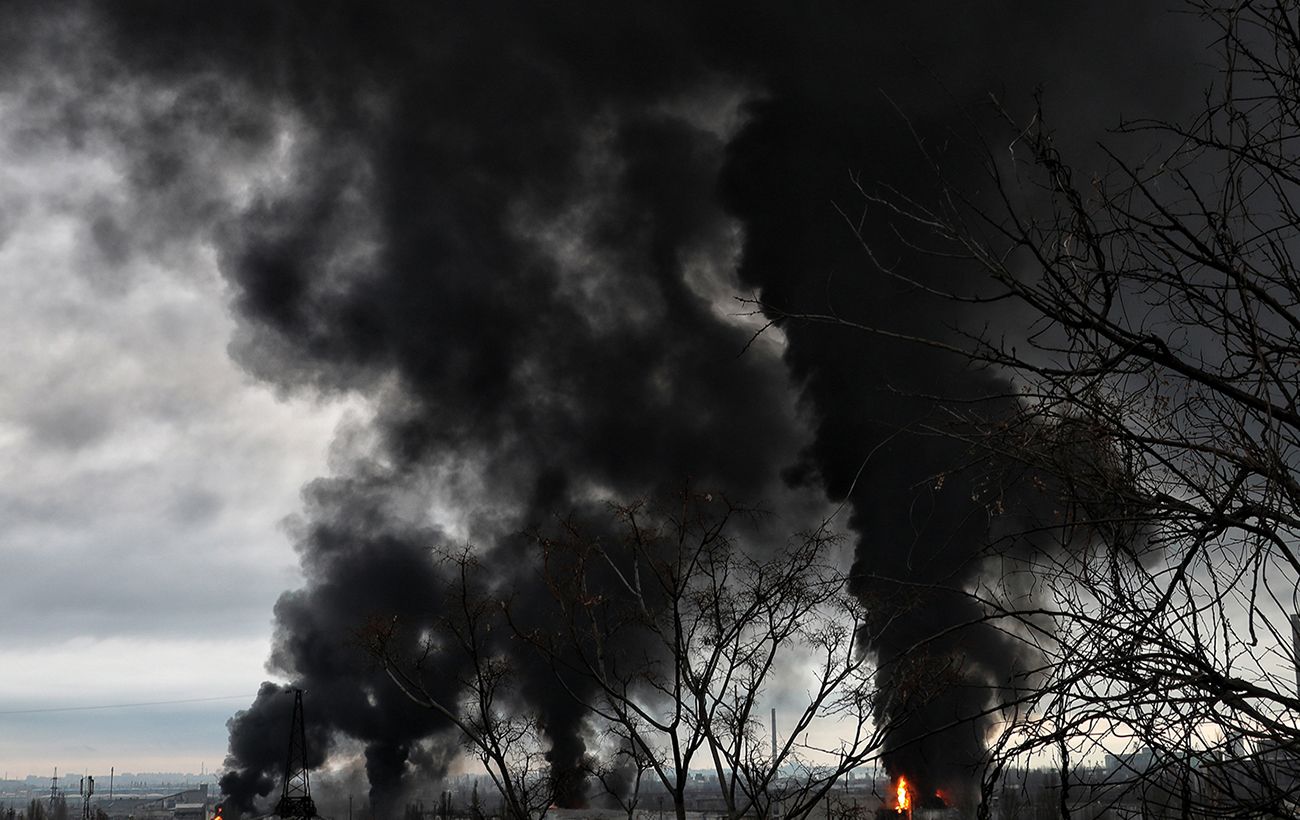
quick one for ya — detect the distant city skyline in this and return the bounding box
[3,771,217,785]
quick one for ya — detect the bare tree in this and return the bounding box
[366,488,899,820]
[582,727,654,820]
[761,1,1300,816]
[518,490,893,820]
[366,491,901,820]
[365,550,557,820]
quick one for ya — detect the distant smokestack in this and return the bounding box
[771,708,777,760]
[1291,614,1300,698]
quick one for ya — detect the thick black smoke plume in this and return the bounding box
[16,1,1203,814]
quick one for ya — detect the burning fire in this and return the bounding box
[895,776,911,814]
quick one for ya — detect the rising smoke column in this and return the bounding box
[710,5,1199,803]
[25,0,1202,813]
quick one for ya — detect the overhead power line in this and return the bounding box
[0,695,255,716]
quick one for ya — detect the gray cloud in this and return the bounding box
[0,9,352,657]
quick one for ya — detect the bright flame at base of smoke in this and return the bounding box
[895,776,911,814]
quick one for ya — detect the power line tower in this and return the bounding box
[275,689,317,820]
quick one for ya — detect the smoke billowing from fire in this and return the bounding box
[10,0,1201,815]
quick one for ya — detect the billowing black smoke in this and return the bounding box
[213,476,467,816]
[20,0,1202,814]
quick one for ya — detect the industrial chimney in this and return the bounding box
[1291,614,1300,698]
[771,708,777,760]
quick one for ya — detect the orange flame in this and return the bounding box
[895,776,911,813]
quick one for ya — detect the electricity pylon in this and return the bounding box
[275,689,317,820]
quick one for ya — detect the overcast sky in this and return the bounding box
[0,53,359,776]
